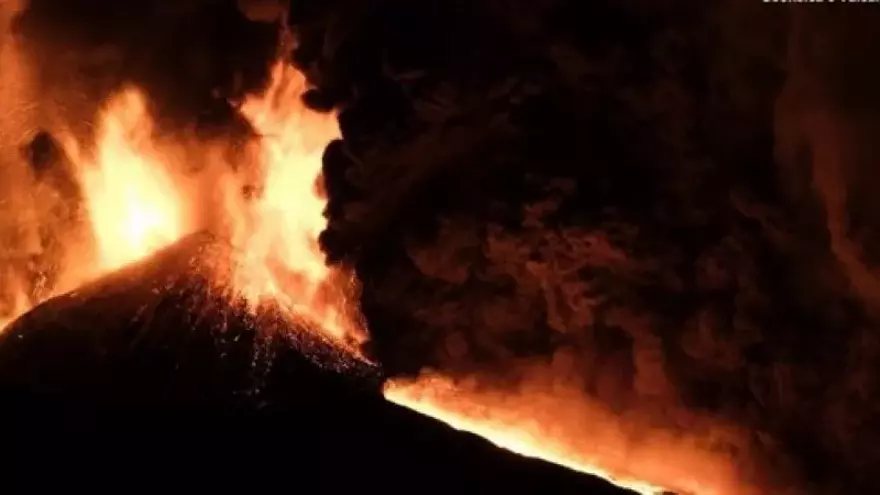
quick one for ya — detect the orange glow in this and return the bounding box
[75,88,189,272]
[0,58,366,353]
[0,0,41,332]
[385,373,750,495]
[223,61,367,351]
[1,86,191,333]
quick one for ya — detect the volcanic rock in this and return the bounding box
[0,231,636,494]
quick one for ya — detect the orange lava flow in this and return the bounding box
[385,378,663,495]
[385,374,749,495]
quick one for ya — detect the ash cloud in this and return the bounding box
[296,0,880,493]
[10,0,280,138]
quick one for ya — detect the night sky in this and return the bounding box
[3,1,880,493]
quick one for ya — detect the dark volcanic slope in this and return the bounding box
[0,233,634,494]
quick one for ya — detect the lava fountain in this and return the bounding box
[74,88,190,273]
[225,61,367,351]
[0,58,366,355]
[0,87,195,333]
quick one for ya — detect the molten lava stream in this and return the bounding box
[384,373,754,495]
[384,378,668,495]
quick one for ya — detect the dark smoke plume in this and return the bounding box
[289,1,880,493]
[6,0,880,492]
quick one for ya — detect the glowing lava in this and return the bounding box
[76,88,189,272]
[385,373,753,495]
[225,61,366,350]
[1,87,191,333]
[384,377,663,495]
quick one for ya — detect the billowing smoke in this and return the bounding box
[4,0,880,493]
[293,1,880,493]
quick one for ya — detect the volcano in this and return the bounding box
[0,232,639,494]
